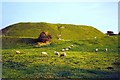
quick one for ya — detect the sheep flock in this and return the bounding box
[14,37,109,58]
[40,44,74,57]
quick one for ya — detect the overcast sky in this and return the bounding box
[1,2,118,33]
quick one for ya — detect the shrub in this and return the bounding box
[37,32,52,43]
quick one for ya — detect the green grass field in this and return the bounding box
[1,22,120,79]
[2,36,120,79]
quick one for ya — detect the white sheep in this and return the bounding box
[61,48,65,52]
[95,48,98,52]
[105,48,108,52]
[16,51,20,54]
[60,52,66,57]
[54,51,59,55]
[58,34,61,37]
[65,48,69,51]
[94,37,97,39]
[58,38,62,40]
[41,52,48,56]
[71,45,74,47]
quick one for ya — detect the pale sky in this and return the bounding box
[1,2,118,33]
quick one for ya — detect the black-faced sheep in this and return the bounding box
[54,51,59,55]
[105,48,108,52]
[60,52,66,57]
[68,46,71,49]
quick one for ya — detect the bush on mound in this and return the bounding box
[36,31,52,47]
[38,31,52,43]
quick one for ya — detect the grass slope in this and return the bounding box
[2,22,105,40]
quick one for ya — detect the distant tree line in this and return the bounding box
[106,31,120,36]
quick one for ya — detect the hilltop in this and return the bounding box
[2,22,105,40]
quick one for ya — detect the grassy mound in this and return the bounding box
[2,22,105,40]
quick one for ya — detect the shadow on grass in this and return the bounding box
[2,62,119,79]
[2,37,37,49]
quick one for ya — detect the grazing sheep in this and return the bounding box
[54,51,57,53]
[16,51,20,54]
[94,37,97,39]
[60,52,66,57]
[95,48,98,52]
[58,38,62,40]
[41,52,48,56]
[105,48,108,52]
[54,51,59,55]
[61,48,65,52]
[68,46,71,49]
[71,45,74,47]
[65,48,69,51]
[58,34,61,37]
